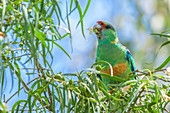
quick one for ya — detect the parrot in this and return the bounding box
[92,21,136,90]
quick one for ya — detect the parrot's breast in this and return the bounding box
[97,43,127,65]
[96,43,131,79]
[101,62,128,76]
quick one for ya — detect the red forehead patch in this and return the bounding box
[97,21,104,25]
[97,21,106,28]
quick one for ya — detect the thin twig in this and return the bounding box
[5,77,39,103]
[130,69,170,82]
[156,77,170,82]
[3,94,5,103]
[129,69,167,76]
[20,67,52,72]
[9,54,31,60]
[11,48,29,51]
[164,108,169,112]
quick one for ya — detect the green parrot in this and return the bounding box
[93,21,136,90]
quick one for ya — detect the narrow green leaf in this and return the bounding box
[42,96,50,110]
[29,22,36,57]
[46,4,54,18]
[14,61,21,95]
[154,84,160,111]
[151,33,170,38]
[22,5,29,43]
[31,79,44,90]
[24,56,33,64]
[9,69,14,93]
[57,88,63,112]
[73,99,78,113]
[99,86,123,101]
[34,28,47,48]
[161,29,170,34]
[86,77,100,104]
[155,56,170,70]
[7,61,14,70]
[92,73,98,92]
[0,69,5,98]
[35,8,39,29]
[70,0,73,13]
[53,0,65,24]
[28,94,32,113]
[52,41,71,59]
[154,41,170,60]
[52,86,55,113]
[87,99,90,113]
[91,102,95,113]
[26,73,37,75]
[12,100,27,113]
[98,79,107,91]
[16,103,20,113]
[67,0,78,16]
[14,70,21,96]
[60,33,70,40]
[63,81,66,113]
[101,104,109,113]
[1,0,6,30]
[76,0,91,27]
[163,101,170,111]
[42,44,46,67]
[99,73,126,82]
[119,80,137,88]
[66,0,73,52]
[21,101,28,113]
[49,26,60,39]
[0,100,7,113]
[67,90,71,113]
[53,3,61,26]
[75,0,82,28]
[40,0,45,14]
[159,41,170,49]
[74,0,86,38]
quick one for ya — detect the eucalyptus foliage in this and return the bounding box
[0,0,170,112]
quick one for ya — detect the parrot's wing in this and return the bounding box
[126,49,136,72]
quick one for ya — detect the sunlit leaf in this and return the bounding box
[156,56,170,70]
[1,0,6,30]
[52,0,65,24]
[34,28,47,48]
[52,41,71,59]
[12,100,27,113]
[74,0,86,38]
[151,33,170,38]
[159,41,170,49]
[76,0,91,28]
[66,0,73,52]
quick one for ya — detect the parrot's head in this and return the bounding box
[93,21,118,44]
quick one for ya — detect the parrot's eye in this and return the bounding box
[105,25,111,29]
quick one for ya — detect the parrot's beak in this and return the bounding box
[93,23,102,40]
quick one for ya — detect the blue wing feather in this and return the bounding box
[126,49,136,72]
